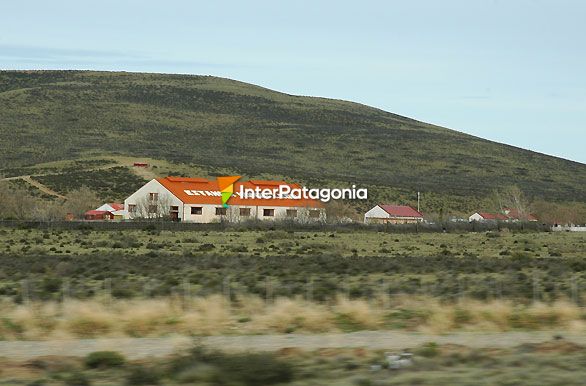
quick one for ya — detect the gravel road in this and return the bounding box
[1,331,584,360]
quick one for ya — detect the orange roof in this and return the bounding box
[108,203,124,211]
[156,177,324,208]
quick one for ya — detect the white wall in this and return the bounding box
[468,213,484,222]
[364,205,388,223]
[124,180,183,220]
[181,204,325,223]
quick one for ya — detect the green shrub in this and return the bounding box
[26,380,47,386]
[416,342,440,358]
[170,347,294,386]
[125,365,160,385]
[64,372,91,386]
[84,351,126,369]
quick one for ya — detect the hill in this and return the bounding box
[1,70,585,213]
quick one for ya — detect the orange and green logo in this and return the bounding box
[217,176,241,208]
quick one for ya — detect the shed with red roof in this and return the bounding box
[84,210,114,221]
[364,204,424,224]
[469,209,538,223]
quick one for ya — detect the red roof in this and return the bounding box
[476,210,538,221]
[156,177,324,208]
[108,203,124,211]
[505,209,538,221]
[379,205,423,218]
[85,210,110,215]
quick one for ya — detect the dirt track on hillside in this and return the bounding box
[1,331,584,360]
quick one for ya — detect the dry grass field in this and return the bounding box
[1,296,586,340]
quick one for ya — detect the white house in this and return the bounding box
[469,209,538,223]
[364,204,424,224]
[468,212,508,222]
[124,177,326,223]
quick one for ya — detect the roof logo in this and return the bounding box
[217,176,241,208]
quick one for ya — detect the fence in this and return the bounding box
[14,271,585,307]
[0,219,551,233]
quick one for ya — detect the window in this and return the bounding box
[309,210,321,218]
[216,207,227,216]
[239,208,251,216]
[148,205,157,214]
[149,192,159,201]
[170,206,179,212]
[191,206,203,215]
[286,209,298,217]
[128,204,136,213]
[263,208,275,217]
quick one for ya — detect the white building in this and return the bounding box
[468,209,538,223]
[364,204,424,224]
[124,177,325,222]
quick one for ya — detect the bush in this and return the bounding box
[416,342,440,358]
[64,372,91,386]
[198,243,216,251]
[84,351,126,369]
[170,347,294,386]
[26,380,47,386]
[126,365,160,385]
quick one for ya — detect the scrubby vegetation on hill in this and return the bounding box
[1,70,585,213]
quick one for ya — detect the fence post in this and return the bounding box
[223,276,231,303]
[62,278,70,303]
[571,274,579,305]
[21,279,30,306]
[306,276,313,302]
[532,271,540,303]
[104,278,112,307]
[183,278,191,310]
[343,281,350,299]
[458,276,464,301]
[143,280,151,299]
[265,277,273,304]
[381,279,389,309]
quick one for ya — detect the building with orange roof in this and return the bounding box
[123,177,326,222]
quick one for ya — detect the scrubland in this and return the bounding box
[0,227,585,340]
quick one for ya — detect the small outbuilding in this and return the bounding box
[468,212,509,222]
[95,203,124,212]
[364,204,424,224]
[84,210,114,221]
[469,209,538,223]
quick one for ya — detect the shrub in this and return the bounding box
[41,276,62,293]
[64,372,91,386]
[84,351,126,369]
[125,365,160,385]
[416,342,440,358]
[198,243,215,251]
[171,347,294,386]
[26,380,47,386]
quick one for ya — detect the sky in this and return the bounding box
[1,0,585,163]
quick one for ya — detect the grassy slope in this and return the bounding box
[1,70,585,211]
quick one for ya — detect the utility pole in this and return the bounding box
[417,191,421,213]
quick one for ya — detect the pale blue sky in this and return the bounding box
[1,0,585,163]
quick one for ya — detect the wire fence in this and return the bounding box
[14,272,585,308]
[0,219,551,233]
